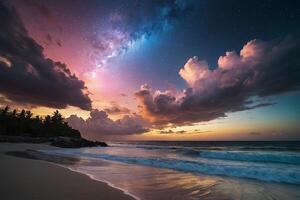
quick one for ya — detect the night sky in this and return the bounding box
[0,0,299,140]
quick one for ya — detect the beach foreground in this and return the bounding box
[0,143,135,200]
[1,142,300,200]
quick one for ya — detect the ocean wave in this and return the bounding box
[109,143,181,150]
[42,150,300,185]
[196,150,300,165]
[111,143,300,153]
[111,142,300,152]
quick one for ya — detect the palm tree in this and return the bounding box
[0,106,81,138]
[25,110,33,120]
[0,106,9,133]
[18,109,26,120]
[51,110,63,124]
[0,106,9,116]
[44,115,51,125]
[11,109,17,117]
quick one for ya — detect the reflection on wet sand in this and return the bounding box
[69,158,227,200]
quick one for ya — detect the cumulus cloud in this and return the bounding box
[135,36,300,125]
[89,0,192,67]
[0,2,92,110]
[103,103,131,115]
[160,130,186,134]
[66,109,150,137]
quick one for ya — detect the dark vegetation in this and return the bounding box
[0,106,81,138]
[0,106,107,148]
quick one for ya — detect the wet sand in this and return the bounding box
[0,143,135,200]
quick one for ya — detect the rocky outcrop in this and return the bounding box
[0,135,108,148]
[51,137,108,148]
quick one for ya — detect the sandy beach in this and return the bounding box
[0,143,135,200]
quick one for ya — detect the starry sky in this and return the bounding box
[0,0,300,140]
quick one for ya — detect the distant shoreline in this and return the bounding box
[0,143,135,200]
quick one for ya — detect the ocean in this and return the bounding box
[41,141,300,200]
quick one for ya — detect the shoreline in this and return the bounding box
[65,166,141,200]
[0,143,135,200]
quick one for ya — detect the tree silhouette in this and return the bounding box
[0,106,81,138]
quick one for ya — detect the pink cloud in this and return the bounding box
[66,109,150,138]
[135,36,300,125]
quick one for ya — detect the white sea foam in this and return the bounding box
[42,149,300,185]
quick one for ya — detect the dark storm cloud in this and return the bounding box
[0,2,92,110]
[0,94,36,109]
[135,36,300,125]
[66,109,150,136]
